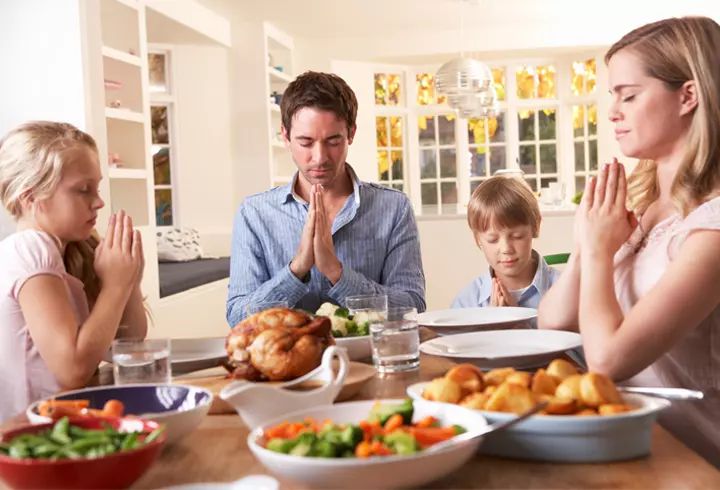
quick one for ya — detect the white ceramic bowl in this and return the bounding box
[26,384,212,444]
[335,335,371,361]
[248,399,488,489]
[406,382,670,462]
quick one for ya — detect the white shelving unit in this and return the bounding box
[88,0,160,305]
[263,22,295,187]
[99,0,154,228]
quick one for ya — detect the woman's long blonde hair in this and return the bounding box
[0,121,101,305]
[605,16,720,216]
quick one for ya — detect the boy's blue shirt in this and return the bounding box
[451,250,561,312]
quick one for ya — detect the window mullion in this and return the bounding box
[505,64,520,171]
[456,117,470,214]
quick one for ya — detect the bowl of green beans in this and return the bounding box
[0,416,166,489]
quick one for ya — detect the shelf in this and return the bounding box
[112,0,140,11]
[109,168,148,179]
[269,103,281,113]
[105,107,145,123]
[101,46,141,66]
[268,67,292,83]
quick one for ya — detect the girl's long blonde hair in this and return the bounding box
[605,16,720,216]
[0,121,101,305]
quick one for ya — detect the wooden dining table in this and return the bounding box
[2,339,718,490]
[127,351,719,490]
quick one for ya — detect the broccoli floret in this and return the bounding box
[368,399,414,426]
[329,315,352,337]
[288,432,317,457]
[266,437,295,454]
[311,439,337,458]
[340,425,363,448]
[318,426,344,446]
[384,430,419,455]
[452,424,466,435]
[335,307,350,318]
[355,322,370,336]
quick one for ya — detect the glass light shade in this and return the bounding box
[436,58,495,118]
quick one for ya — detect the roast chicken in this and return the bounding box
[225,307,333,381]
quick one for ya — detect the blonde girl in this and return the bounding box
[539,17,720,466]
[0,121,146,422]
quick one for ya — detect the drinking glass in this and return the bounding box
[369,307,420,373]
[549,182,566,206]
[112,338,171,385]
[245,300,289,317]
[345,294,388,316]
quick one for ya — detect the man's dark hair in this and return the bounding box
[280,71,358,136]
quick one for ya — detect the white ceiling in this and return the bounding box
[199,0,579,39]
[199,0,720,41]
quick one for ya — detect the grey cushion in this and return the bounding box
[158,257,230,298]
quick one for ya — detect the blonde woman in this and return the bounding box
[539,17,720,466]
[0,121,146,422]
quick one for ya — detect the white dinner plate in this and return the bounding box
[171,337,227,375]
[417,307,537,335]
[419,329,582,369]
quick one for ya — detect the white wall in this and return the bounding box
[191,0,720,313]
[0,1,89,136]
[418,212,574,310]
[171,45,235,256]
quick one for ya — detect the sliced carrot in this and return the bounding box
[370,441,393,456]
[415,415,438,428]
[265,422,290,439]
[410,427,457,447]
[38,399,90,417]
[41,405,85,419]
[355,441,372,458]
[102,399,125,417]
[383,414,404,433]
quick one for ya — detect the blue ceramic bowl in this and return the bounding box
[26,384,212,444]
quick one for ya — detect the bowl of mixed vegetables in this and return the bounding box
[316,303,374,361]
[248,398,488,489]
[0,416,165,489]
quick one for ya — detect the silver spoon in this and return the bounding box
[423,401,548,454]
[618,386,704,401]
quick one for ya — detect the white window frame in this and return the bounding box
[148,45,179,228]
[369,51,605,217]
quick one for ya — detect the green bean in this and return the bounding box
[120,432,139,451]
[2,417,163,461]
[144,426,165,444]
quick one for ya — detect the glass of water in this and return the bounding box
[370,307,420,373]
[112,338,172,385]
[345,294,388,315]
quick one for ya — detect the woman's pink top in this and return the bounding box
[614,196,720,466]
[0,230,89,422]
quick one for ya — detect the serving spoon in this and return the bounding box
[618,386,704,401]
[423,401,548,455]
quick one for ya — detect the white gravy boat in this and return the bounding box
[219,346,350,428]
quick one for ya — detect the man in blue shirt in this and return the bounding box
[226,72,426,326]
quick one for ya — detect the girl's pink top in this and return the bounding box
[0,230,89,422]
[614,196,720,467]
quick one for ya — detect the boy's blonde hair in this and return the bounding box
[0,121,101,305]
[605,16,720,216]
[467,176,541,237]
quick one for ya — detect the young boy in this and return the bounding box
[452,176,560,311]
